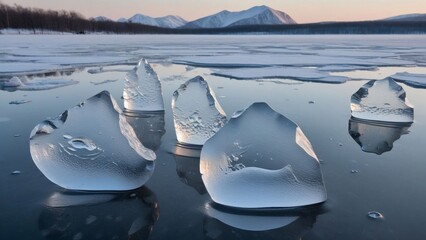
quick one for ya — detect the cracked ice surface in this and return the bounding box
[390,72,426,88]
[123,59,164,112]
[30,91,156,191]
[172,76,227,146]
[200,102,326,208]
[351,78,414,123]
[213,67,348,83]
[1,76,78,91]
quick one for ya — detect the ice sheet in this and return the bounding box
[390,72,426,88]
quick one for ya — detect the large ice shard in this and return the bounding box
[172,76,227,145]
[200,102,327,208]
[124,112,165,151]
[39,188,159,240]
[29,91,156,191]
[123,59,164,112]
[348,118,411,155]
[351,78,414,123]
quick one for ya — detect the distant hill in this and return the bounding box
[182,5,296,29]
[119,14,187,28]
[93,16,112,22]
[382,13,426,21]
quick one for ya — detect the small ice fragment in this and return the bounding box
[308,100,315,104]
[350,170,358,173]
[87,66,103,74]
[172,76,227,146]
[123,58,164,112]
[367,211,384,219]
[338,143,343,146]
[11,170,21,175]
[30,91,156,191]
[14,134,21,137]
[9,100,31,105]
[3,76,23,87]
[200,102,327,208]
[351,78,414,123]
[90,79,118,85]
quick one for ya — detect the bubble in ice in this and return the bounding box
[172,76,227,146]
[351,78,414,123]
[123,58,164,112]
[348,117,411,155]
[200,102,327,208]
[367,211,384,219]
[29,91,156,191]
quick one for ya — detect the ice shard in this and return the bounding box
[348,118,411,155]
[29,91,156,191]
[172,76,227,146]
[351,78,414,123]
[200,102,327,208]
[124,112,165,151]
[123,59,164,112]
[39,188,159,240]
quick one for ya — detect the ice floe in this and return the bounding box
[390,72,426,88]
[1,76,78,91]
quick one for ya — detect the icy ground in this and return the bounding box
[1,35,426,87]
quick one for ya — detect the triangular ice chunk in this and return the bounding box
[172,76,227,145]
[123,59,164,112]
[351,78,414,123]
[200,102,327,208]
[30,91,156,191]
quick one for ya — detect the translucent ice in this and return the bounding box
[348,118,411,155]
[200,102,327,208]
[175,154,207,195]
[351,78,414,123]
[2,76,78,91]
[124,112,165,151]
[39,188,159,240]
[30,91,156,191]
[172,76,227,145]
[123,58,164,112]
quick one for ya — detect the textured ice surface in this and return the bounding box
[213,67,347,83]
[124,112,165,151]
[1,76,78,91]
[390,72,426,88]
[40,189,159,240]
[351,78,414,123]
[349,118,411,155]
[30,91,156,191]
[172,76,227,145]
[200,102,326,208]
[123,59,164,112]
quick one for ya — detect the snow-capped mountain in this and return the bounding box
[93,16,112,22]
[182,5,296,28]
[382,13,426,21]
[120,14,187,28]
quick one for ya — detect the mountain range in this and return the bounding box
[94,5,426,29]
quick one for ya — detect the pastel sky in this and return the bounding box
[2,0,426,23]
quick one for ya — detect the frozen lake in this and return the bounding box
[1,35,426,239]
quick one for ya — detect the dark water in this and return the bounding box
[1,63,426,239]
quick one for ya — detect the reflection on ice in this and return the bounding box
[39,187,159,240]
[30,91,156,191]
[124,112,166,151]
[349,118,411,155]
[204,203,319,239]
[174,154,207,195]
[172,76,227,146]
[200,102,326,208]
[351,78,414,123]
[123,58,164,112]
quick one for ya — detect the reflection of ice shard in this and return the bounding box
[200,102,326,208]
[30,91,156,191]
[348,118,411,155]
[124,112,165,151]
[174,154,207,195]
[172,76,227,145]
[351,78,414,123]
[204,203,318,239]
[39,187,159,240]
[123,59,164,112]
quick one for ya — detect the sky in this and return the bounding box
[2,0,426,23]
